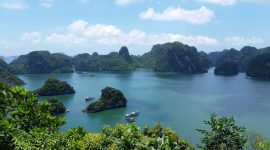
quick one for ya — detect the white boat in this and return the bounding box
[125,116,135,122]
[85,96,95,101]
[125,111,140,123]
[130,111,139,117]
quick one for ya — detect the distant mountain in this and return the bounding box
[72,46,137,71]
[3,56,18,64]
[0,58,24,86]
[10,51,74,74]
[139,42,210,73]
[208,46,270,72]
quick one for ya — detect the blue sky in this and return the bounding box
[0,0,269,56]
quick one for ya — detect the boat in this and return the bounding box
[85,96,95,101]
[89,73,95,77]
[125,116,135,122]
[130,111,139,117]
[125,111,140,123]
[81,109,87,112]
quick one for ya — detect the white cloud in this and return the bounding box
[139,6,214,24]
[115,0,141,6]
[44,20,219,46]
[20,32,42,44]
[0,0,28,10]
[39,0,54,8]
[45,33,88,45]
[68,20,122,38]
[224,36,265,46]
[196,0,236,6]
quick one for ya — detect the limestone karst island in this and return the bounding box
[1,0,270,149]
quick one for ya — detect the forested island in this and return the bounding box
[35,78,75,96]
[1,41,270,83]
[246,53,270,79]
[85,87,127,113]
[10,51,74,74]
[139,42,210,73]
[0,58,24,87]
[214,61,239,76]
[48,98,67,115]
[72,46,138,71]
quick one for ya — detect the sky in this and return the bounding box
[0,0,270,56]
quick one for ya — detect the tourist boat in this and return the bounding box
[130,111,139,117]
[125,110,140,123]
[89,73,95,77]
[85,96,95,101]
[125,116,135,122]
[81,109,87,112]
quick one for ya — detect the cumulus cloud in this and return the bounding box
[43,20,219,46]
[45,33,88,44]
[0,0,28,10]
[139,6,214,24]
[196,0,236,6]
[39,0,54,8]
[224,36,265,46]
[20,32,42,44]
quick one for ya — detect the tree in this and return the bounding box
[197,113,247,150]
[0,83,65,149]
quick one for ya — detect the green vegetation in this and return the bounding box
[246,53,270,79]
[2,83,270,149]
[0,83,194,149]
[208,46,270,72]
[0,70,24,87]
[35,78,75,96]
[0,83,65,149]
[10,51,74,74]
[86,87,127,113]
[140,42,210,73]
[197,113,247,150]
[246,131,270,150]
[72,47,136,72]
[48,98,67,115]
[214,61,238,76]
[0,58,24,87]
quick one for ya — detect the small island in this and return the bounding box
[214,61,238,76]
[35,78,75,96]
[85,87,127,113]
[48,98,67,115]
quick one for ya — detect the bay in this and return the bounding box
[18,68,270,144]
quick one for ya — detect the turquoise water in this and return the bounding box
[18,68,270,144]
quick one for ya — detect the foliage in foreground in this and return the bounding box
[0,83,65,149]
[3,83,270,150]
[0,83,193,149]
[246,131,270,150]
[197,113,247,150]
